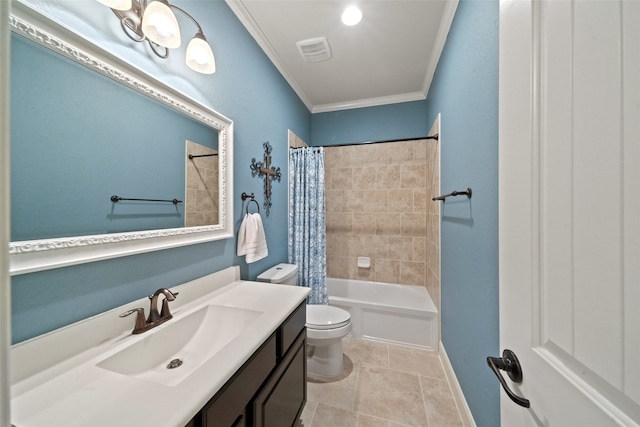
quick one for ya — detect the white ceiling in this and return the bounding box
[226,0,459,113]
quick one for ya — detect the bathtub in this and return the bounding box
[327,278,439,351]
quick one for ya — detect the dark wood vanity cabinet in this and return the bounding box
[252,332,306,427]
[187,302,307,427]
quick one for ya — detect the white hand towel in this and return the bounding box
[237,213,268,263]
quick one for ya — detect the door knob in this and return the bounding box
[487,349,531,408]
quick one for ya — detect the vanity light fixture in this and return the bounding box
[96,0,216,74]
[341,5,363,26]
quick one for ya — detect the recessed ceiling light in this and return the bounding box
[341,6,363,26]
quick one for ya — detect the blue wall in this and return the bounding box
[426,1,499,426]
[311,1,500,425]
[11,0,310,343]
[311,100,429,145]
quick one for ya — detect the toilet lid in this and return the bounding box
[306,305,351,330]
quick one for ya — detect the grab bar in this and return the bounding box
[432,188,472,202]
[111,195,182,205]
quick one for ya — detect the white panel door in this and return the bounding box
[498,0,640,425]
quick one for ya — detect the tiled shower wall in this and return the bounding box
[185,140,219,227]
[325,129,440,309]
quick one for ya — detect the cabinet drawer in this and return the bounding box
[202,334,276,427]
[277,302,306,358]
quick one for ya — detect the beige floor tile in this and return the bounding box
[354,365,428,426]
[419,376,463,427]
[311,403,358,426]
[300,401,318,426]
[307,357,359,411]
[343,336,389,368]
[388,345,445,379]
[356,413,391,427]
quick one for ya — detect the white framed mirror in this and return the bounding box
[8,2,234,275]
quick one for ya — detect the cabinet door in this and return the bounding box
[253,332,306,427]
[203,335,276,427]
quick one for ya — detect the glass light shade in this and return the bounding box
[341,6,363,26]
[186,34,216,74]
[141,0,181,48]
[96,0,132,11]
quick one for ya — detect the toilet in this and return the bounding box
[257,263,352,378]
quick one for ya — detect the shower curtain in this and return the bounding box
[288,147,327,305]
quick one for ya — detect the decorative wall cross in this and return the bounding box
[250,141,281,216]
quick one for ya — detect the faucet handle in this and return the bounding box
[120,308,147,334]
[160,291,179,318]
[148,289,179,300]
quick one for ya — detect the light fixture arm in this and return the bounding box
[168,4,204,36]
[100,0,214,73]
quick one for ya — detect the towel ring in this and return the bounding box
[241,192,260,214]
[246,198,260,214]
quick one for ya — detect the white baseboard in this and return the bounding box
[439,341,477,427]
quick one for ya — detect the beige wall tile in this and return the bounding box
[374,165,401,190]
[387,236,413,261]
[400,164,425,189]
[374,259,401,284]
[388,141,413,163]
[413,188,427,213]
[327,234,343,257]
[427,241,438,276]
[366,190,389,213]
[326,189,344,213]
[354,263,375,281]
[401,261,427,287]
[375,213,401,236]
[331,167,354,190]
[362,235,388,259]
[400,213,427,236]
[413,237,427,263]
[185,140,218,227]
[353,167,377,190]
[343,146,363,167]
[426,269,440,311]
[325,138,438,289]
[387,189,413,213]
[364,143,389,166]
[413,139,428,162]
[352,213,377,235]
[344,189,366,213]
[327,212,353,234]
[329,255,348,278]
[345,235,364,257]
[324,146,342,167]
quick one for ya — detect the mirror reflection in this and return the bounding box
[10,32,219,242]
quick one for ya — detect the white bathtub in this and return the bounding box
[327,278,439,351]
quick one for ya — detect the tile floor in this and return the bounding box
[299,337,464,427]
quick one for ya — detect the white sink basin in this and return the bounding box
[97,304,262,386]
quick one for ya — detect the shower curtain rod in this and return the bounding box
[291,134,438,149]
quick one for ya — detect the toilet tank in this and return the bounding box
[257,263,298,285]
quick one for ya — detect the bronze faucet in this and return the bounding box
[120,288,179,334]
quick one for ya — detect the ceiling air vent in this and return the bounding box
[296,37,332,63]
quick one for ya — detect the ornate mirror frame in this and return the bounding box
[8,2,234,275]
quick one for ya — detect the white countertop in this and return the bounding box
[10,266,310,427]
